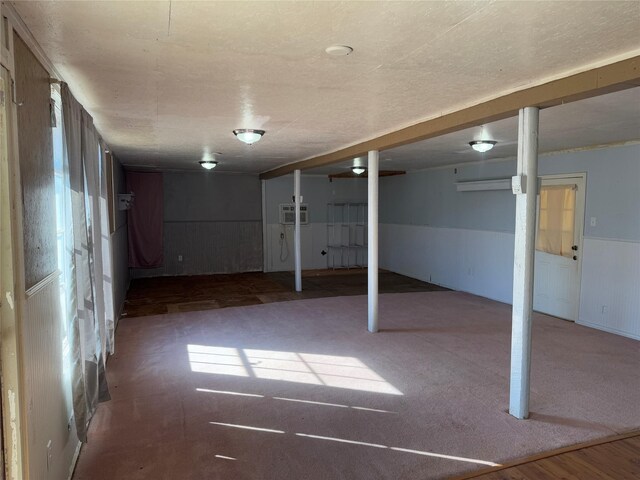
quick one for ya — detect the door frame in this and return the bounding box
[1,9,29,477]
[535,172,587,321]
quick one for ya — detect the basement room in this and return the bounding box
[0,1,638,479]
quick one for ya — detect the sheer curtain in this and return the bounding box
[98,140,116,353]
[536,184,576,258]
[61,84,112,442]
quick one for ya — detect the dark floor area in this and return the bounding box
[122,269,449,318]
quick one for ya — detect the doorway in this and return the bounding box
[533,174,586,321]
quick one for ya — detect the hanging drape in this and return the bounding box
[61,84,111,442]
[126,171,164,268]
[98,139,116,353]
[536,184,576,258]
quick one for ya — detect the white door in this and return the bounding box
[533,175,586,321]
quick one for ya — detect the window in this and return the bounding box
[536,184,576,258]
[51,83,72,416]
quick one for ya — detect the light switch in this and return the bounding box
[590,217,597,227]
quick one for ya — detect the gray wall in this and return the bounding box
[14,33,56,288]
[111,156,130,317]
[380,143,640,242]
[263,175,368,271]
[378,143,640,339]
[131,172,263,277]
[265,174,368,224]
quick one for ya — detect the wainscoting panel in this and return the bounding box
[131,220,263,278]
[579,238,640,340]
[379,224,515,304]
[380,224,639,339]
[23,272,78,480]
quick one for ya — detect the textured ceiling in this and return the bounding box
[13,1,640,173]
[308,87,640,175]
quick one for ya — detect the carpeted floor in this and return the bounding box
[74,291,640,480]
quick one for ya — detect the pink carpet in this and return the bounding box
[73,291,640,479]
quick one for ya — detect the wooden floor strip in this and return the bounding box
[451,430,640,480]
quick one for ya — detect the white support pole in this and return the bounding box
[294,169,302,292]
[367,150,379,333]
[509,106,539,419]
[261,179,268,272]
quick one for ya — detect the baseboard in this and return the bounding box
[67,441,82,480]
[577,320,639,340]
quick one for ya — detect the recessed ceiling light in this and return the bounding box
[469,140,497,153]
[199,160,218,170]
[233,129,265,145]
[325,45,353,56]
[351,166,366,175]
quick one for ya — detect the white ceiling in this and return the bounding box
[13,1,640,174]
[309,87,640,175]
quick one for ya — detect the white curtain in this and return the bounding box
[61,84,111,442]
[98,139,116,353]
[536,184,576,258]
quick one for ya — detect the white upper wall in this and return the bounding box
[380,144,640,242]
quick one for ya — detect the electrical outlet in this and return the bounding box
[590,217,597,227]
[178,254,183,262]
[601,305,608,315]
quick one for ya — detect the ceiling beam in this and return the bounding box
[260,55,640,180]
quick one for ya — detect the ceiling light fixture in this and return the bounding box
[199,160,218,170]
[325,45,354,56]
[469,140,497,153]
[233,129,265,145]
[351,166,366,175]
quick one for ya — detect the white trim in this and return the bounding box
[583,235,639,244]
[577,320,640,341]
[25,270,60,298]
[538,172,587,181]
[1,2,63,81]
[1,12,12,70]
[537,172,587,322]
[66,441,82,480]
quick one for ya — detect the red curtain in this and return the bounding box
[126,172,163,268]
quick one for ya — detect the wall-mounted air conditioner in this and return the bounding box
[279,203,308,224]
[455,178,511,192]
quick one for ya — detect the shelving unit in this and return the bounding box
[327,202,367,269]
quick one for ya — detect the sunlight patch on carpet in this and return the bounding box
[188,344,402,395]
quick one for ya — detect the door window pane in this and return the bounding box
[536,184,576,258]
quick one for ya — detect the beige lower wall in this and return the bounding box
[23,273,79,480]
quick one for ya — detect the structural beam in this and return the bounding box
[509,107,539,419]
[294,169,302,292]
[367,150,379,333]
[260,55,640,180]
